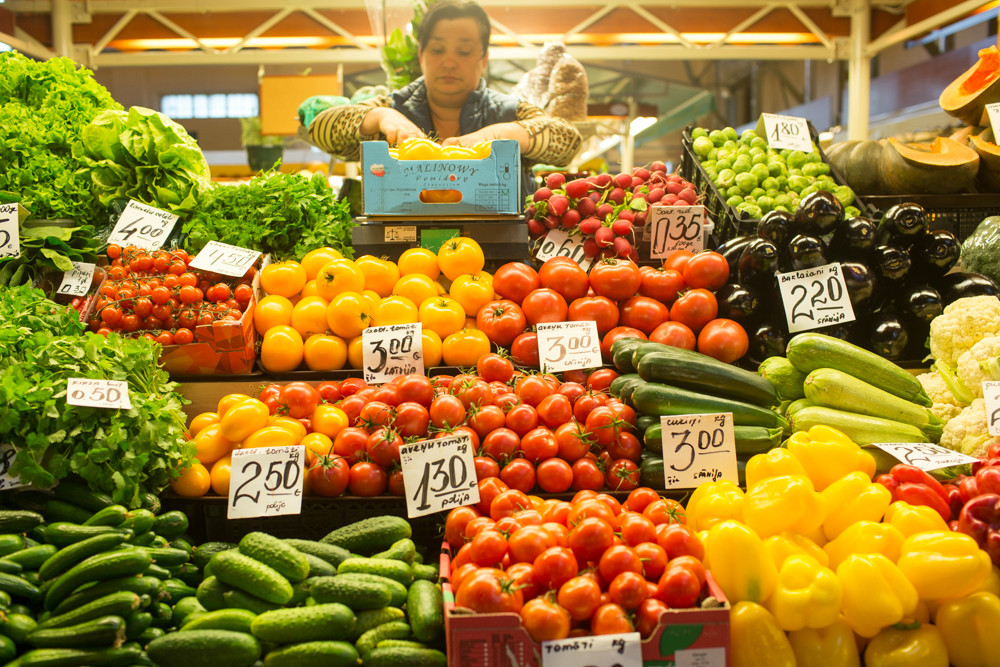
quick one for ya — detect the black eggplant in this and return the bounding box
[934,272,1000,303]
[877,203,928,247]
[716,235,755,284]
[913,230,961,276]
[827,216,877,262]
[840,261,877,312]
[872,245,912,283]
[757,210,795,246]
[793,190,844,236]
[898,284,944,324]
[867,312,911,361]
[715,283,763,325]
[816,322,855,341]
[747,318,790,365]
[788,234,828,271]
[737,238,780,295]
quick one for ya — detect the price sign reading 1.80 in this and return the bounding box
[661,412,738,489]
[361,323,424,385]
[776,262,856,334]
[400,432,480,518]
[0,203,20,259]
[759,113,812,153]
[535,320,602,373]
[188,241,262,277]
[0,444,26,492]
[228,446,305,519]
[535,228,594,271]
[66,378,132,410]
[105,200,179,251]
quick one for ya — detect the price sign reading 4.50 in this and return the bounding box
[541,632,642,667]
[648,205,709,259]
[188,241,262,277]
[105,200,179,251]
[661,413,738,489]
[0,202,20,259]
[56,262,96,297]
[228,446,305,519]
[869,441,979,472]
[361,323,424,384]
[776,263,856,334]
[400,432,480,518]
[759,113,812,152]
[0,444,27,492]
[536,320,602,373]
[66,378,132,410]
[535,228,594,271]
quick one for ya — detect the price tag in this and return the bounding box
[536,321,601,373]
[986,381,1000,437]
[776,263,856,333]
[0,202,19,259]
[361,323,424,383]
[228,446,305,519]
[661,413,738,489]
[106,200,179,250]
[56,262,96,297]
[0,444,27,492]
[648,205,708,259]
[869,442,980,472]
[987,103,1000,139]
[189,240,261,277]
[759,113,813,152]
[541,632,642,667]
[66,378,132,410]
[675,647,727,667]
[535,228,594,270]
[384,226,417,242]
[400,432,480,518]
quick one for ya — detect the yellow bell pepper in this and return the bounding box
[730,601,796,667]
[837,553,919,637]
[743,474,824,538]
[686,479,744,532]
[706,520,777,604]
[745,447,808,488]
[788,616,861,667]
[935,591,1000,667]
[863,623,949,667]
[766,554,842,631]
[764,531,830,571]
[973,565,1000,597]
[819,471,892,541]
[824,520,905,569]
[896,531,992,601]
[786,425,877,490]
[884,500,950,538]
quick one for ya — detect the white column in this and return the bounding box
[51,0,74,59]
[847,0,871,140]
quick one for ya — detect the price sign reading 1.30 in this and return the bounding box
[105,200,179,251]
[0,444,27,492]
[66,378,132,410]
[648,205,709,259]
[535,228,594,271]
[541,632,642,667]
[188,241,261,277]
[361,323,424,384]
[661,413,738,489]
[536,321,602,373]
[759,113,812,152]
[869,441,980,472]
[776,263,856,334]
[0,202,19,259]
[56,262,96,297]
[228,446,305,519]
[400,433,479,518]
[985,381,1000,437]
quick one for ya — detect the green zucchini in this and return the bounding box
[631,382,788,429]
[639,457,665,490]
[608,373,641,399]
[643,422,782,456]
[610,337,647,373]
[758,356,806,401]
[788,405,927,445]
[27,615,127,649]
[636,347,779,406]
[785,398,814,418]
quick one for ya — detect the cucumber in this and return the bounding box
[0,559,23,575]
[37,592,142,630]
[407,580,443,643]
[238,533,309,583]
[143,563,172,580]
[138,548,189,569]
[364,646,447,667]
[283,539,352,567]
[52,578,158,617]
[136,626,164,645]
[308,574,392,610]
[44,549,152,611]
[40,525,131,549]
[0,511,44,534]
[1,612,38,643]
[300,552,336,578]
[42,502,93,526]
[209,549,293,605]
[631,382,788,429]
[786,332,932,406]
[181,608,255,634]
[121,510,155,536]
[0,589,11,608]
[174,563,201,587]
[123,612,152,641]
[262,641,358,667]
[151,512,188,540]
[7,491,50,514]
[378,639,429,649]
[350,607,405,641]
[0,634,15,663]
[639,457,666,490]
[371,538,416,564]
[354,621,411,658]
[146,630,261,667]
[610,337,647,373]
[169,538,192,554]
[4,544,57,570]
[0,534,24,557]
[195,576,228,611]
[411,562,438,582]
[337,558,412,587]
[788,405,927,445]
[250,603,355,643]
[52,484,113,513]
[636,347,779,406]
[137,493,161,515]
[221,589,281,615]
[190,543,236,571]
[608,373,641,399]
[83,506,129,528]
[40,533,131,581]
[758,356,806,401]
[0,571,40,603]
[320,517,411,556]
[19,645,142,667]
[27,615,127,649]
[161,578,196,604]
[644,423,783,456]
[336,572,407,607]
[148,602,174,628]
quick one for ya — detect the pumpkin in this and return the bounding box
[825,139,882,195]
[879,136,979,195]
[970,128,1000,191]
[940,45,1000,126]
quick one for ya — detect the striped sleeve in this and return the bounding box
[308,97,393,160]
[514,101,583,166]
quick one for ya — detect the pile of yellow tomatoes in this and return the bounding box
[388,137,494,161]
[255,237,499,372]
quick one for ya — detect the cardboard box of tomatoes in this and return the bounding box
[360,140,521,217]
[440,541,730,667]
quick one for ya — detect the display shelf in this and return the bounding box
[863,193,1000,241]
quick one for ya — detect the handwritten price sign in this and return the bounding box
[228,446,305,519]
[985,381,1000,437]
[535,229,594,271]
[189,241,261,277]
[56,262,96,297]
[106,200,179,251]
[987,103,1000,140]
[0,203,19,259]
[777,263,856,333]
[869,442,979,472]
[0,444,27,492]
[536,321,602,373]
[66,379,132,410]
[541,632,642,667]
[400,433,479,518]
[759,113,812,152]
[362,323,424,384]
[648,205,709,259]
[661,413,738,489]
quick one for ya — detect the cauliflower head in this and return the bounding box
[957,335,1000,400]
[917,371,965,421]
[929,295,1000,367]
[939,397,1000,457]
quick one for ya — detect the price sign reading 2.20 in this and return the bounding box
[400,433,480,518]
[535,321,602,373]
[776,263,856,334]
[661,413,738,489]
[361,323,424,384]
[228,446,305,519]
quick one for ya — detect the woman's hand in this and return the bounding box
[362,107,426,144]
[443,122,529,152]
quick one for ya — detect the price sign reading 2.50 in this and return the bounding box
[400,433,480,518]
[228,446,305,519]
[661,412,738,489]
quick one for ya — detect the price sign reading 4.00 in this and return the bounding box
[535,228,594,271]
[776,263,856,334]
[105,200,179,251]
[361,323,424,385]
[56,262,96,297]
[869,441,980,472]
[758,113,812,152]
[648,205,709,259]
[66,378,132,410]
[661,413,738,489]
[0,202,20,259]
[400,432,480,518]
[228,446,305,519]
[0,444,27,492]
[188,241,262,277]
[536,321,602,373]
[541,632,642,667]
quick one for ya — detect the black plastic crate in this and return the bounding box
[862,194,1000,242]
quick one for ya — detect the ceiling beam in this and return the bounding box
[865,0,990,55]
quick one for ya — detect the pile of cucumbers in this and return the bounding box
[608,338,787,489]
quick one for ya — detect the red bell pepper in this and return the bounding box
[958,493,1000,567]
[972,457,1000,474]
[976,465,1000,496]
[876,464,952,522]
[988,442,1000,460]
[959,475,981,503]
[947,485,965,521]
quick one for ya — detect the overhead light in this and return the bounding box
[113,36,336,50]
[629,117,657,135]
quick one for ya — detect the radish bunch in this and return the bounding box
[527,162,701,261]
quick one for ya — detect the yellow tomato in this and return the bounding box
[300,280,320,298]
[300,247,343,280]
[371,295,418,327]
[290,296,331,337]
[327,291,372,339]
[449,273,495,316]
[472,141,493,159]
[170,462,211,498]
[260,261,307,298]
[188,412,219,438]
[398,248,440,280]
[442,328,491,366]
[268,415,307,440]
[193,424,235,466]
[355,255,401,298]
[393,274,438,307]
[419,296,466,337]
[388,148,399,160]
[316,259,365,301]
[302,432,334,466]
[434,280,448,295]
[311,404,349,439]
[254,295,294,336]
[362,290,382,310]
[210,455,232,496]
[441,144,480,159]
[438,237,485,281]
[422,328,443,367]
[217,393,252,417]
[219,398,270,442]
[260,325,304,372]
[244,426,300,449]
[464,317,477,330]
[347,335,365,369]
[303,334,348,371]
[398,137,443,160]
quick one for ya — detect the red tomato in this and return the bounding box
[532,546,579,591]
[554,422,590,462]
[505,404,539,437]
[571,458,606,492]
[655,522,705,560]
[539,258,589,302]
[333,427,369,465]
[573,392,607,423]
[469,529,509,566]
[636,598,669,638]
[366,428,402,467]
[477,301,527,347]
[468,404,506,439]
[500,458,537,493]
[590,602,634,635]
[510,332,540,368]
[477,353,515,383]
[608,571,649,610]
[357,400,394,429]
[515,376,555,407]
[600,326,647,362]
[507,561,541,602]
[634,542,668,581]
[662,249,694,274]
[567,516,615,563]
[259,384,282,415]
[476,477,510,515]
[474,456,500,481]
[567,296,619,336]
[557,576,602,622]
[451,562,480,592]
[589,258,642,302]
[451,377,494,409]
[340,378,367,396]
[623,487,660,513]
[348,461,387,496]
[397,374,435,406]
[371,384,400,406]
[490,489,533,521]
[395,402,430,438]
[697,318,749,363]
[316,381,341,404]
[618,512,657,546]
[643,499,688,525]
[586,368,619,392]
[598,544,643,582]
[493,263,540,305]
[649,320,697,350]
[280,382,320,419]
[669,555,707,588]
[445,506,481,548]
[639,266,685,303]
[429,394,467,429]
[683,251,729,291]
[607,432,642,462]
[521,288,568,326]
[387,468,405,496]
[508,525,556,564]
[656,566,702,608]
[557,381,586,404]
[605,459,639,491]
[455,570,524,613]
[520,427,559,463]
[536,458,573,493]
[619,296,670,334]
[535,394,573,429]
[520,596,571,642]
[308,456,349,497]
[482,427,521,461]
[670,288,718,333]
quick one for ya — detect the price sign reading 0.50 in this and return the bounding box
[105,200,179,251]
[228,446,305,519]
[541,632,642,667]
[776,263,856,334]
[648,205,708,259]
[0,444,27,492]
[759,113,812,152]
[400,432,480,518]
[361,323,424,385]
[188,241,262,277]
[661,412,738,489]
[56,262,96,297]
[0,202,20,259]
[536,321,602,373]
[535,229,594,271]
[66,378,132,410]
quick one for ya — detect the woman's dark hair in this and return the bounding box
[418,0,491,54]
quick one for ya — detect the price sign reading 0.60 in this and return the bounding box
[661,412,738,489]
[400,433,480,518]
[66,378,132,410]
[776,263,856,334]
[0,203,20,259]
[535,321,602,373]
[105,200,179,251]
[648,205,708,259]
[228,446,305,519]
[361,323,424,384]
[188,241,262,277]
[759,113,812,152]
[535,228,594,271]
[0,444,26,492]
[541,632,642,667]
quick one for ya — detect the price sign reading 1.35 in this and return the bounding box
[188,241,262,277]
[541,632,642,667]
[361,323,424,385]
[776,263,856,334]
[661,413,738,489]
[66,378,132,410]
[228,446,305,519]
[759,113,812,153]
[105,200,179,251]
[0,444,27,492]
[56,262,96,297]
[535,228,594,271]
[400,432,480,518]
[536,320,602,373]
[869,442,979,472]
[648,205,709,259]
[0,202,19,259]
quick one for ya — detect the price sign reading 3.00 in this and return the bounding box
[648,205,709,259]
[228,446,305,519]
[0,202,20,259]
[759,113,812,152]
[535,229,594,271]
[188,241,262,277]
[105,200,179,251]
[361,323,424,384]
[66,378,132,410]
[56,262,96,297]
[869,442,980,472]
[536,321,602,373]
[0,444,27,492]
[541,632,642,667]
[400,432,480,518]
[661,413,738,489]
[776,263,856,334]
